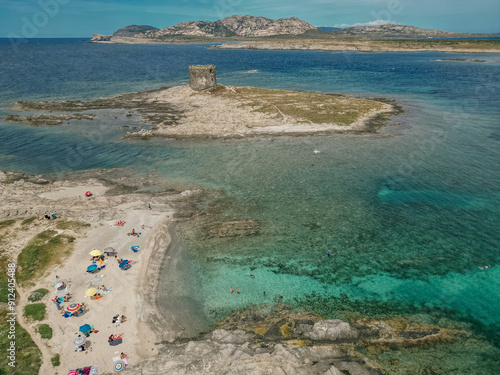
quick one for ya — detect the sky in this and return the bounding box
[0,0,499,38]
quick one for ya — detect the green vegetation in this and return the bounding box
[55,220,90,230]
[16,230,75,285]
[21,217,36,225]
[208,85,386,125]
[51,354,60,367]
[24,303,46,321]
[0,220,16,229]
[0,306,42,374]
[28,288,49,302]
[37,324,52,339]
[0,256,42,373]
[0,256,13,303]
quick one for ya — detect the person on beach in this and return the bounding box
[148,203,152,210]
[112,314,119,324]
[120,315,127,323]
[44,212,50,220]
[36,212,39,221]
[51,211,56,219]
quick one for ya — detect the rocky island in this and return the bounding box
[4,72,398,139]
[89,15,500,53]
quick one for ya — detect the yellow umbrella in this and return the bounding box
[85,288,98,297]
[89,250,102,257]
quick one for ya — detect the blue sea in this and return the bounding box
[1,38,500,373]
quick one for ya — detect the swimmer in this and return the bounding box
[248,274,255,278]
[263,291,266,296]
[236,289,240,294]
[230,287,233,293]
[327,252,331,257]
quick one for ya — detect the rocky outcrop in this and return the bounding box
[141,15,317,38]
[333,24,457,36]
[113,24,158,37]
[130,307,457,375]
[3,113,94,126]
[132,329,383,375]
[90,33,111,41]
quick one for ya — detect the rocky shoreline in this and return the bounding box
[212,40,500,53]
[3,85,397,139]
[130,306,458,374]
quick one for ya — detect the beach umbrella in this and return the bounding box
[73,336,86,346]
[103,247,114,252]
[89,250,102,257]
[113,361,125,372]
[87,264,98,272]
[85,288,98,297]
[119,260,129,269]
[66,303,80,312]
[55,281,65,289]
[79,324,91,334]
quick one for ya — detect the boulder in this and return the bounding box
[300,319,360,342]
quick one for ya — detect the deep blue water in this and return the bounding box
[1,38,500,373]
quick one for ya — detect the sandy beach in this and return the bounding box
[1,172,190,374]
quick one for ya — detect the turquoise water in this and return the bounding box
[1,39,500,372]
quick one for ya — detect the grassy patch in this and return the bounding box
[55,220,90,230]
[28,288,49,302]
[21,217,36,226]
[0,305,42,374]
[0,220,16,229]
[51,354,60,367]
[0,256,13,303]
[207,85,385,125]
[37,324,52,339]
[23,303,46,321]
[16,230,75,285]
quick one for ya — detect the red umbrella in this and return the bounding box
[66,303,80,312]
[85,191,91,196]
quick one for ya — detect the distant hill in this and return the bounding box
[140,15,317,38]
[333,24,458,36]
[317,27,341,32]
[113,25,159,37]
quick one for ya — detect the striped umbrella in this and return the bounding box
[73,336,86,346]
[114,361,125,372]
[66,303,80,312]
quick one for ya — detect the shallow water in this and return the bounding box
[1,39,500,372]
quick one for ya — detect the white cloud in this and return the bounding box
[334,19,395,28]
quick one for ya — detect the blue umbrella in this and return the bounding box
[87,264,97,272]
[119,260,129,269]
[79,324,91,334]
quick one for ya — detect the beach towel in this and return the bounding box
[67,371,77,375]
[90,366,98,375]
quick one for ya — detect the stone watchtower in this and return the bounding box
[189,64,217,91]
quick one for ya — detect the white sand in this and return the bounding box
[10,181,176,374]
